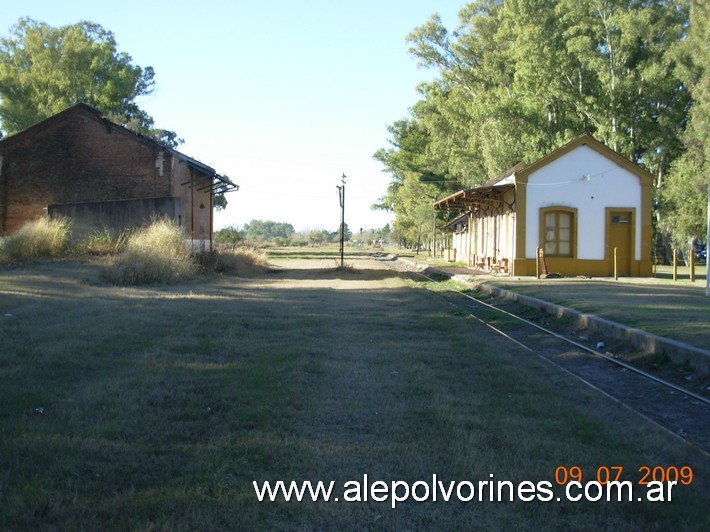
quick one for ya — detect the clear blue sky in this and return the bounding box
[1,1,464,232]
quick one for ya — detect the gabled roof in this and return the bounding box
[434,135,653,212]
[0,103,153,150]
[0,103,239,193]
[515,134,654,184]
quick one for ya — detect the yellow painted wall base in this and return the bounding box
[512,257,650,277]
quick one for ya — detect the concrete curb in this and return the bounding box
[396,257,710,375]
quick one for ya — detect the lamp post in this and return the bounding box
[337,173,346,268]
[426,193,440,258]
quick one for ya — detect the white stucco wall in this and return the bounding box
[524,145,643,260]
[452,229,468,261]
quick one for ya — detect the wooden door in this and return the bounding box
[609,210,632,276]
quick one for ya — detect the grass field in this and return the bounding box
[0,249,708,530]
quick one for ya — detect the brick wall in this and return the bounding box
[0,104,217,243]
[0,105,173,235]
[49,197,182,240]
[173,161,213,245]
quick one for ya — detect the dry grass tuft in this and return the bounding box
[201,246,270,275]
[100,218,197,285]
[73,228,130,256]
[333,260,358,273]
[0,217,71,262]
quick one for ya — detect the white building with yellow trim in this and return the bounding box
[435,135,654,277]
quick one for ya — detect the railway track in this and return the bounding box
[374,253,710,455]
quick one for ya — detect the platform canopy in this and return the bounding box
[433,171,518,212]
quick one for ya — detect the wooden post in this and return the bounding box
[536,247,540,279]
[673,248,678,281]
[614,247,618,280]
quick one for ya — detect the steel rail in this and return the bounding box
[380,255,710,407]
[375,254,710,455]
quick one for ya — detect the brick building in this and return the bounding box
[0,103,237,251]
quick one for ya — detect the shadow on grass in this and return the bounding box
[265,248,377,261]
[264,266,404,281]
[653,271,707,281]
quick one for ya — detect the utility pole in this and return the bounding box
[337,173,346,268]
[706,182,709,297]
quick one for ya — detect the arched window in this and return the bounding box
[540,207,576,257]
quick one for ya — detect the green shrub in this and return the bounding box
[0,217,72,261]
[213,225,244,249]
[101,218,197,285]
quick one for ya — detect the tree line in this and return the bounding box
[0,18,174,144]
[374,0,708,257]
[214,220,392,248]
[0,18,233,208]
